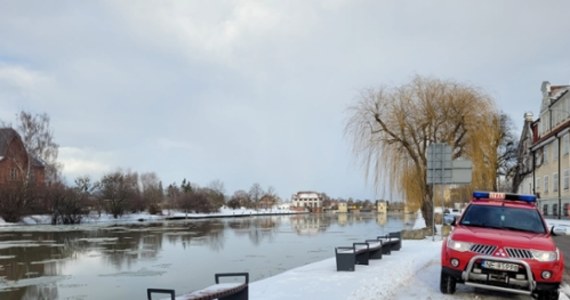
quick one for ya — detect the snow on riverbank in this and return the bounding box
[250,238,441,299]
[0,206,304,227]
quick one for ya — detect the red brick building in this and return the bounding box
[0,128,45,185]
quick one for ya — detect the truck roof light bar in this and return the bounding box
[472,191,537,203]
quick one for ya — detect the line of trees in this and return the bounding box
[0,168,284,224]
[0,111,285,224]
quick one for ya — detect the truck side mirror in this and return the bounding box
[551,226,569,236]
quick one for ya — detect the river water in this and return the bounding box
[0,212,415,300]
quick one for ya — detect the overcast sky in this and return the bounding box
[1,1,570,201]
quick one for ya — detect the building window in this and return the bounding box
[544,175,549,194]
[554,173,559,192]
[553,204,559,217]
[543,204,549,216]
[10,168,18,180]
[565,203,569,217]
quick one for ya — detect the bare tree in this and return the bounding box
[45,182,86,225]
[166,183,180,212]
[192,189,216,213]
[207,179,226,209]
[228,190,251,209]
[141,172,163,214]
[260,186,278,209]
[345,75,501,227]
[75,175,97,194]
[249,183,264,210]
[16,111,61,183]
[74,175,100,215]
[177,179,194,213]
[96,170,139,218]
[208,179,225,195]
[493,113,519,191]
[0,180,31,222]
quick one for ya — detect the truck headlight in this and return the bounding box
[531,249,559,262]
[447,239,473,252]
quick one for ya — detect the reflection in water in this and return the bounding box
[403,212,415,226]
[21,283,58,300]
[291,214,331,235]
[0,213,411,300]
[337,213,348,225]
[377,213,387,225]
[229,217,279,245]
[335,212,385,227]
[0,220,227,300]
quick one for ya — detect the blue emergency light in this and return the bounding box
[472,191,537,203]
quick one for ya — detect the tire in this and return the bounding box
[536,290,559,300]
[440,270,456,294]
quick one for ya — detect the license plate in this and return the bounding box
[481,260,519,272]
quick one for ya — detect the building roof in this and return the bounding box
[0,128,20,157]
[550,85,570,93]
[0,127,45,168]
[31,156,45,168]
[295,191,320,195]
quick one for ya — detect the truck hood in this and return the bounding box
[451,226,556,251]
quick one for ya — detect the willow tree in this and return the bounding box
[345,76,501,227]
[17,111,61,183]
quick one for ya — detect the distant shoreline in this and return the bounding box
[161,211,309,220]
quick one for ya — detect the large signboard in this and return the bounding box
[451,159,472,184]
[427,143,472,185]
[427,144,452,185]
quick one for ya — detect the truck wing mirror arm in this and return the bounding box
[551,225,570,236]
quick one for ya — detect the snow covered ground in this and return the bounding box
[248,214,570,300]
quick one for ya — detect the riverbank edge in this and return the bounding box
[0,210,311,227]
[161,211,309,220]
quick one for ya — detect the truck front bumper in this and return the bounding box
[460,255,535,295]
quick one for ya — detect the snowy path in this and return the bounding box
[249,237,570,300]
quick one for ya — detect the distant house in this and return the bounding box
[337,202,348,213]
[291,191,323,211]
[259,194,277,209]
[0,128,45,186]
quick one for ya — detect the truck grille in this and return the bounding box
[470,244,496,255]
[505,248,533,259]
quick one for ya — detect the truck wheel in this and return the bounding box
[536,290,559,300]
[440,270,456,294]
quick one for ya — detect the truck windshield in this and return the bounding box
[459,204,546,234]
